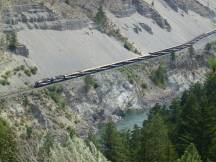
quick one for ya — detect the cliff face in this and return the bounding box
[52,0,214,18]
[164,0,215,16]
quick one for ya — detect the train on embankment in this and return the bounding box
[34,29,216,88]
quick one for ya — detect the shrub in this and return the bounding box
[150,63,167,87]
[119,68,139,85]
[189,46,196,56]
[205,41,216,54]
[20,65,25,71]
[30,66,38,75]
[26,126,32,139]
[124,41,133,51]
[47,84,63,93]
[205,43,212,51]
[171,52,176,62]
[124,41,141,55]
[141,82,148,89]
[47,85,65,109]
[67,127,76,139]
[39,132,54,160]
[0,118,17,161]
[0,79,10,86]
[14,65,38,77]
[95,7,141,55]
[7,32,17,51]
[1,71,11,80]
[24,69,31,77]
[22,95,29,107]
[208,57,216,73]
[84,76,98,91]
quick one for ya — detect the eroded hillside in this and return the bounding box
[0,0,215,95]
[0,27,216,161]
[0,1,216,161]
[0,0,215,97]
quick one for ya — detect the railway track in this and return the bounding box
[1,28,216,99]
[34,28,216,88]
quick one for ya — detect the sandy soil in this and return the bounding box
[18,29,137,78]
[16,0,216,80]
[108,0,215,53]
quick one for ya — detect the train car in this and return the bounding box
[33,28,216,89]
[34,77,54,88]
[81,69,96,75]
[98,65,113,71]
[142,55,158,59]
[34,80,48,88]
[64,74,76,80]
[64,72,83,80]
[53,75,65,82]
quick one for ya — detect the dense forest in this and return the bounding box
[90,58,216,162]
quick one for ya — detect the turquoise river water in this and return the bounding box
[116,110,149,131]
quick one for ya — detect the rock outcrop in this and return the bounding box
[164,0,215,17]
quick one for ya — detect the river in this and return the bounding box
[116,110,149,131]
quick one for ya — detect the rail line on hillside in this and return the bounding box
[0,28,216,99]
[34,29,216,88]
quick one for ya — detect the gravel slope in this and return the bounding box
[108,0,215,53]
[18,29,136,78]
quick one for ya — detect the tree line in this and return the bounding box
[91,59,216,162]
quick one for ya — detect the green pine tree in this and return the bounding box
[139,113,176,162]
[95,6,107,28]
[205,71,216,105]
[176,143,202,162]
[101,121,129,162]
[176,82,216,161]
[128,124,142,162]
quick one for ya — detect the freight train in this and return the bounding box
[34,29,216,88]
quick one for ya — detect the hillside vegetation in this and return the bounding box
[95,60,216,162]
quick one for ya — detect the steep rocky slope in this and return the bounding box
[0,82,109,162]
[1,1,216,161]
[0,27,216,162]
[108,0,216,53]
[0,0,216,126]
[0,0,216,96]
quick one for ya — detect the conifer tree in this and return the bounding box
[176,143,202,162]
[176,82,216,161]
[129,124,142,162]
[139,113,176,162]
[101,121,129,162]
[95,6,107,28]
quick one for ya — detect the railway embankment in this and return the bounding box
[1,33,216,136]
